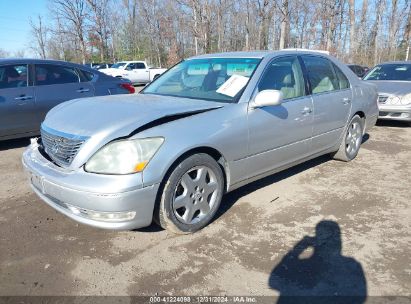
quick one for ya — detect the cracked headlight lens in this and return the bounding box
[85,137,164,174]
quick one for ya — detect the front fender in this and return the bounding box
[136,103,249,189]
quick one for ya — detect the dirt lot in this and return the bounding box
[0,121,410,299]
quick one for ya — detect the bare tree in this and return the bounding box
[31,0,411,67]
[29,15,49,59]
[279,0,290,49]
[86,0,111,62]
[348,0,356,56]
[370,0,385,65]
[51,0,89,64]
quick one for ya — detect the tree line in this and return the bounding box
[22,0,411,68]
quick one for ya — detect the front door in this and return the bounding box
[129,62,149,83]
[33,64,94,123]
[247,56,314,178]
[0,64,38,138]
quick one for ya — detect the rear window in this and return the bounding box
[35,64,80,86]
[302,56,339,94]
[333,64,350,89]
[81,70,95,82]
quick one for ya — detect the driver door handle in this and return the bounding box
[76,88,90,93]
[14,95,33,101]
[342,97,351,105]
[301,107,312,115]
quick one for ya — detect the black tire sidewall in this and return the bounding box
[160,154,224,233]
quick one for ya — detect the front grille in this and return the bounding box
[41,126,87,167]
[378,95,388,104]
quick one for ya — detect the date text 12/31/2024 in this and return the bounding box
[149,296,258,303]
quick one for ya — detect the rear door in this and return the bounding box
[0,64,38,138]
[33,63,94,123]
[301,55,352,153]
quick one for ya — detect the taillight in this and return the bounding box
[120,83,135,94]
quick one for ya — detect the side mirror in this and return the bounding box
[253,90,283,108]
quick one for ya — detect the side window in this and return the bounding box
[258,56,305,100]
[302,56,339,94]
[333,64,350,89]
[80,70,95,82]
[135,62,146,69]
[35,64,80,86]
[0,64,28,89]
[126,63,136,70]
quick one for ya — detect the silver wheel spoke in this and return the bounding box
[199,201,210,214]
[196,167,208,187]
[181,174,195,192]
[204,181,218,197]
[174,192,191,210]
[183,205,196,223]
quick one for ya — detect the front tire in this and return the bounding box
[154,153,224,234]
[333,115,364,162]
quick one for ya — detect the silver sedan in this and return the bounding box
[23,50,378,234]
[364,61,411,124]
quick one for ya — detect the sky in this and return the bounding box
[0,0,48,56]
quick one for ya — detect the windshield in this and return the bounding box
[111,62,127,69]
[364,64,411,81]
[142,58,261,103]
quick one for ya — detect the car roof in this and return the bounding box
[115,60,145,63]
[378,61,411,65]
[188,49,331,60]
[0,58,73,65]
[0,58,95,70]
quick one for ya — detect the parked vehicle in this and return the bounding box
[348,64,367,78]
[0,59,135,141]
[23,50,378,233]
[99,61,166,85]
[94,63,112,70]
[84,63,100,69]
[363,61,411,124]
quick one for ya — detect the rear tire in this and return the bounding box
[154,153,224,234]
[333,115,364,162]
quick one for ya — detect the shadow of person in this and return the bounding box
[269,220,367,304]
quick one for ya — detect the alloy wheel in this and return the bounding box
[172,166,219,225]
[345,121,362,158]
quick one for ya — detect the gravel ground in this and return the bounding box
[0,120,410,300]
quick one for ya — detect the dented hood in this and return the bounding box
[43,93,224,169]
[44,93,223,139]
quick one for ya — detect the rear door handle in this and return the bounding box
[301,107,312,115]
[14,95,33,101]
[76,88,90,93]
[342,97,351,105]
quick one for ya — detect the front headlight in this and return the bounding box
[85,137,164,174]
[388,96,400,105]
[400,93,411,105]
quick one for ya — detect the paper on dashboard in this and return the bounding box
[216,74,249,97]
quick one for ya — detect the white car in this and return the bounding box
[99,61,166,85]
